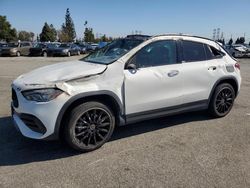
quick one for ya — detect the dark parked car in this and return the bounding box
[76,43,87,54]
[30,43,60,57]
[0,42,8,56]
[86,43,99,52]
[1,42,32,56]
[50,43,81,57]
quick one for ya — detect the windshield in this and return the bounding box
[47,43,58,48]
[33,43,46,48]
[83,39,144,64]
[60,43,71,48]
[8,43,19,47]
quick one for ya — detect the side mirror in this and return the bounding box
[127,63,137,70]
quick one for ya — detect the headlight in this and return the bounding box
[22,88,63,102]
[63,49,68,53]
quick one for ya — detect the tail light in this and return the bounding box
[235,62,240,70]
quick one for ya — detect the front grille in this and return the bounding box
[20,114,47,134]
[12,88,19,108]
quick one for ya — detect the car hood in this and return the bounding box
[234,47,247,52]
[14,60,107,87]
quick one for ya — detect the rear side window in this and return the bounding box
[182,41,206,62]
[205,45,225,59]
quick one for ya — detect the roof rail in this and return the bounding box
[152,33,216,43]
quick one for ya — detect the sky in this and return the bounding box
[0,0,250,42]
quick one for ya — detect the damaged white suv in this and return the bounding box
[11,34,241,152]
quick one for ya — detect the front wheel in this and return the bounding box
[209,83,235,118]
[16,51,21,57]
[64,102,115,152]
[43,51,47,57]
[67,51,71,57]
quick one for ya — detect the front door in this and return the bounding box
[124,40,183,115]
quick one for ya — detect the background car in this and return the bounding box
[30,42,61,57]
[86,43,99,52]
[75,43,87,54]
[224,44,249,58]
[1,41,32,56]
[50,43,81,57]
[0,42,8,56]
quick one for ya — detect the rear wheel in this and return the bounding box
[64,102,115,152]
[209,83,235,117]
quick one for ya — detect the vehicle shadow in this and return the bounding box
[0,111,211,166]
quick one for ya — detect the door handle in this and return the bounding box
[167,70,179,77]
[208,66,217,71]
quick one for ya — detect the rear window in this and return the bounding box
[182,41,206,62]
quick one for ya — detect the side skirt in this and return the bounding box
[125,100,208,124]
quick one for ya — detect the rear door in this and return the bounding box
[180,40,225,104]
[20,43,31,55]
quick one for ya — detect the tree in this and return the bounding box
[84,27,95,42]
[18,30,33,41]
[39,22,57,42]
[0,15,17,42]
[217,39,225,45]
[235,37,245,44]
[60,8,76,42]
[235,38,240,44]
[228,38,233,45]
[239,37,245,44]
[30,32,35,41]
[101,34,108,42]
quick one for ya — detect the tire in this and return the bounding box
[77,51,80,55]
[67,51,71,57]
[43,51,47,57]
[209,83,235,118]
[16,51,21,57]
[64,101,115,152]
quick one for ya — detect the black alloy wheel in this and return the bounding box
[74,108,112,146]
[209,83,235,117]
[64,102,115,152]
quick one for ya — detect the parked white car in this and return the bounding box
[11,34,241,152]
[225,44,250,58]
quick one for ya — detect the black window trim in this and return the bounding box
[125,39,181,69]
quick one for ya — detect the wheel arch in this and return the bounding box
[53,91,125,140]
[208,76,239,105]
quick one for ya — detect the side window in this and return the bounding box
[204,45,225,60]
[204,45,214,59]
[182,41,206,62]
[130,40,177,68]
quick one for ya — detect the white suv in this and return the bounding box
[11,34,241,152]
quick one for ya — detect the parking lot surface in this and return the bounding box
[0,56,250,188]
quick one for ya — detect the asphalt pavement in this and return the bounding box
[0,56,250,188]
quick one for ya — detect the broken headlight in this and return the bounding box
[22,88,63,102]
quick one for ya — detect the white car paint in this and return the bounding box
[11,34,241,140]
